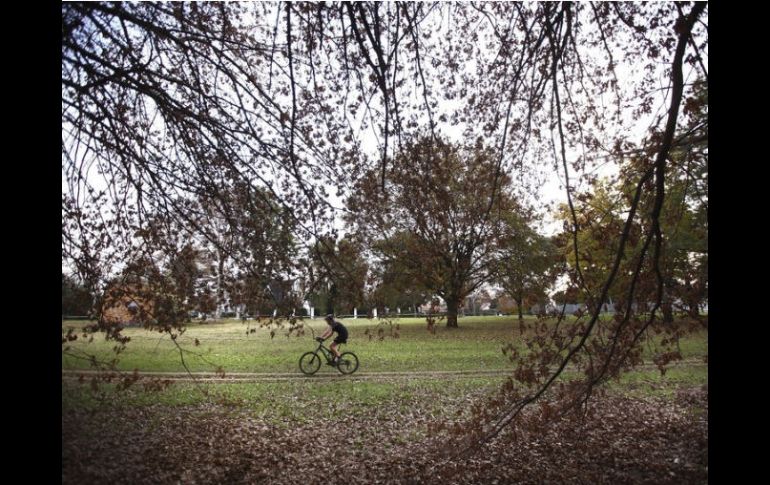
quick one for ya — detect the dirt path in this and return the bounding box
[62,368,517,382]
[62,358,706,383]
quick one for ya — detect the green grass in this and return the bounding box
[62,315,708,374]
[62,361,707,423]
[62,316,514,373]
[62,376,501,423]
[609,364,708,398]
[63,315,707,419]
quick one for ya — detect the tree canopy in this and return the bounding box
[348,135,537,327]
[62,1,708,456]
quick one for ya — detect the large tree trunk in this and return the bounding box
[515,294,524,321]
[446,297,459,328]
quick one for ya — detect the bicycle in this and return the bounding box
[299,337,359,375]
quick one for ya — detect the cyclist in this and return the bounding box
[317,314,348,365]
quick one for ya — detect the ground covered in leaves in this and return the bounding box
[62,380,707,484]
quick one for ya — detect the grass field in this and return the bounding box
[62,315,708,416]
[62,315,708,484]
[62,315,708,374]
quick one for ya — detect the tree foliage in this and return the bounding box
[62,0,708,458]
[367,242,433,315]
[61,273,94,317]
[348,135,535,327]
[496,218,561,321]
[306,236,369,315]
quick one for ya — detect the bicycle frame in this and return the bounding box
[312,341,337,363]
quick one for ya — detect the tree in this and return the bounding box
[348,136,535,328]
[166,243,203,319]
[368,248,432,316]
[306,237,369,316]
[555,179,641,314]
[465,288,494,316]
[61,273,94,317]
[198,183,299,317]
[496,218,560,321]
[62,0,707,457]
[619,79,708,321]
[555,78,708,322]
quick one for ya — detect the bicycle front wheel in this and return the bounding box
[299,352,321,375]
[336,352,359,375]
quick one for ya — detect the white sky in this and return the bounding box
[64,2,707,260]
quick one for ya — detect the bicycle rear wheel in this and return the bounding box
[336,351,359,375]
[299,352,321,375]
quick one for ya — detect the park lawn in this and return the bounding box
[62,364,707,423]
[62,315,707,420]
[62,377,499,425]
[63,316,707,484]
[62,315,708,374]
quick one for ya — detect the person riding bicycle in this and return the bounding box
[317,314,348,365]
